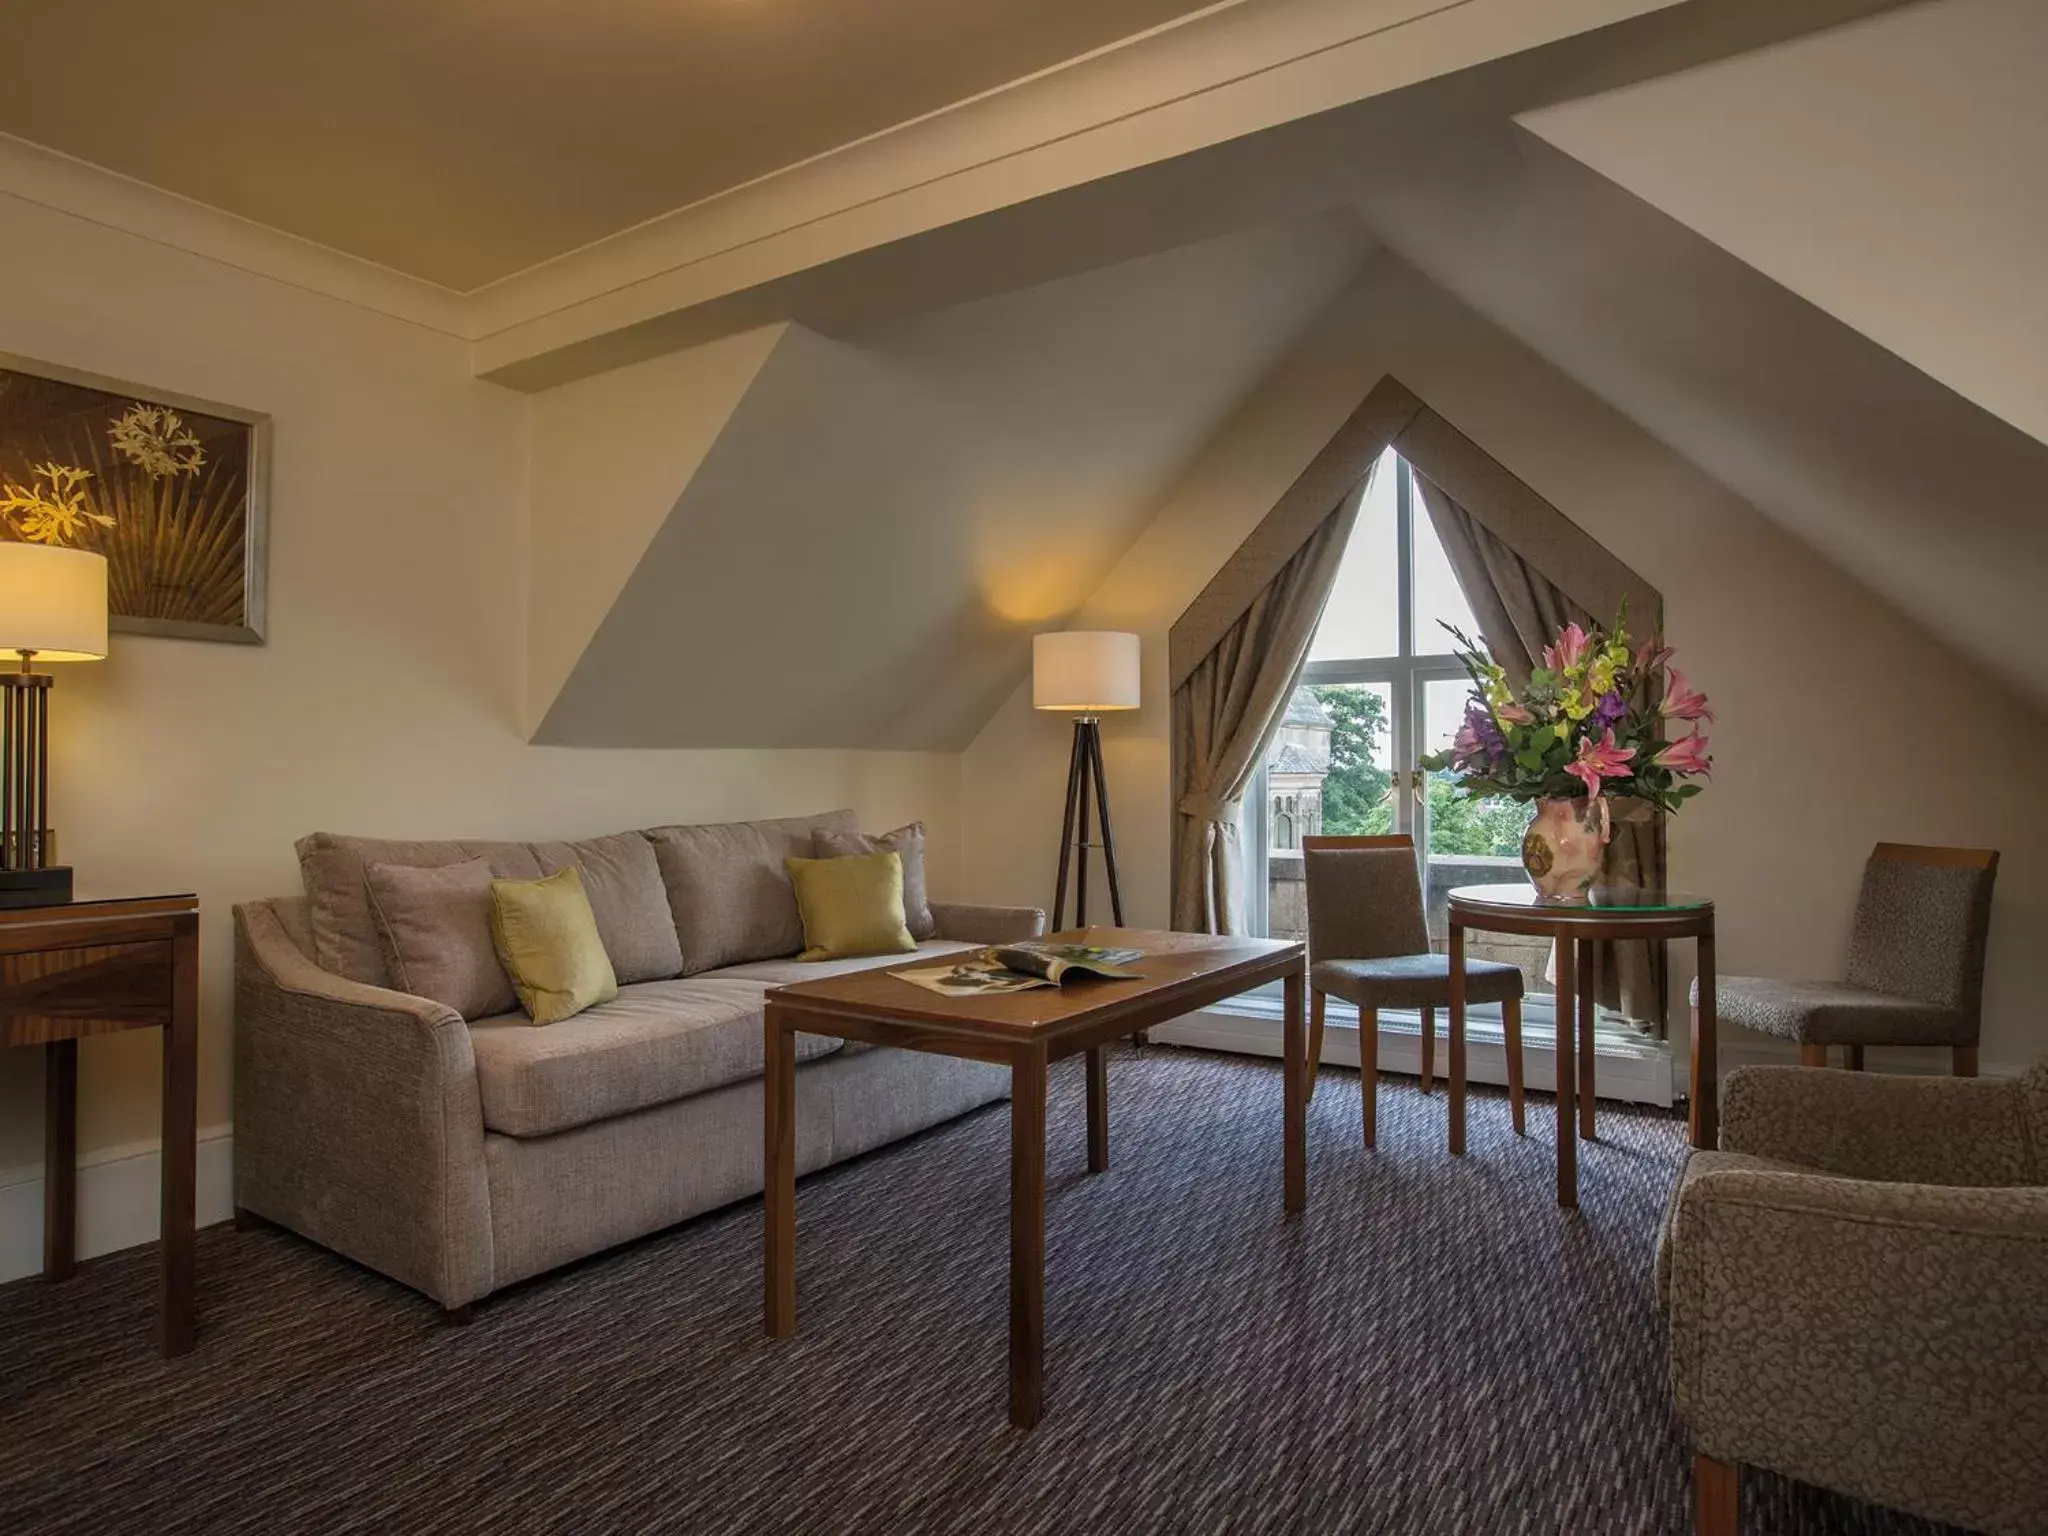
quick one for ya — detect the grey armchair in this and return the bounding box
[1302,834,1525,1147]
[1695,842,1998,1074]
[1658,1061,2048,1535]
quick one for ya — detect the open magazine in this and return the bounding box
[897,941,1144,999]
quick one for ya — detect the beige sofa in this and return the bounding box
[233,809,1043,1316]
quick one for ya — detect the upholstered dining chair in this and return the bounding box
[1696,843,1999,1076]
[1302,834,1526,1146]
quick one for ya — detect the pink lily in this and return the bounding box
[1661,668,1715,723]
[1496,701,1534,725]
[1634,637,1673,675]
[1542,622,1592,675]
[1565,727,1636,799]
[1653,731,1712,777]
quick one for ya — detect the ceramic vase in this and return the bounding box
[1521,795,1610,902]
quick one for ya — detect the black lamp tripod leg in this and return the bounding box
[1052,720,1085,931]
[1086,722,1124,925]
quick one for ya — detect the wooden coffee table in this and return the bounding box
[762,926,1307,1428]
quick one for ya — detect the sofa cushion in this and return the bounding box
[298,833,545,988]
[644,810,858,976]
[699,938,978,987]
[469,978,843,1138]
[529,832,683,985]
[814,821,935,939]
[364,857,517,1020]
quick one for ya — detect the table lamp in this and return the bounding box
[0,543,108,906]
[1032,631,1139,930]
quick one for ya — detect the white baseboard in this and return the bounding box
[0,1128,235,1285]
[1152,1007,1675,1107]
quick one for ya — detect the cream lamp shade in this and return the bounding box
[0,544,108,661]
[1033,631,1140,712]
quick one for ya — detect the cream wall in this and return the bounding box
[0,195,960,1173]
[960,252,2048,1074]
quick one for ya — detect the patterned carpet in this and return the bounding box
[0,1047,1967,1536]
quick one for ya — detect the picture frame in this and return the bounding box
[0,351,269,644]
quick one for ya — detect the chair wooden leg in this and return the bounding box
[1360,1006,1378,1148]
[1503,996,1526,1136]
[1307,989,1326,1103]
[1419,1005,1435,1094]
[1953,1046,1978,1077]
[1694,1453,1739,1536]
[1799,1044,1830,1068]
[441,1304,473,1327]
[1846,1045,1865,1071]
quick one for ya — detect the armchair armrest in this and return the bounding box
[233,901,493,1308]
[1720,1064,2036,1186]
[930,901,1047,946]
[1667,1156,2048,1533]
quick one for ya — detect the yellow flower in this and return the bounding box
[0,463,114,546]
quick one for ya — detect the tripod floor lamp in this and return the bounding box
[0,543,108,907]
[1033,631,1139,932]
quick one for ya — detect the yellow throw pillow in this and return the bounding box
[786,851,917,963]
[488,866,619,1024]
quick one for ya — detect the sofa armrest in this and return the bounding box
[233,901,494,1308]
[1667,1156,2048,1531]
[930,901,1047,945]
[1720,1064,2035,1186]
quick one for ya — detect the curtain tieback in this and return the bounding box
[1178,792,1239,825]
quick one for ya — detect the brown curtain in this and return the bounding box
[1171,499,1361,934]
[1415,471,1669,1029]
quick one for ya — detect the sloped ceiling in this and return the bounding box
[534,215,1371,748]
[1519,0,2048,452]
[1351,124,2048,713]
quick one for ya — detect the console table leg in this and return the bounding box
[43,1039,76,1282]
[1553,938,1578,1211]
[1010,1044,1048,1429]
[1578,939,1598,1142]
[160,915,200,1356]
[1690,928,1718,1150]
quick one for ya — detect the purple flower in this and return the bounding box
[1592,689,1627,730]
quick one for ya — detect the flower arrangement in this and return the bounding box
[1421,614,1712,899]
[1422,613,1713,812]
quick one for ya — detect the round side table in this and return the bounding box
[1446,885,1716,1209]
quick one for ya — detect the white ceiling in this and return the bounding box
[536,215,1372,747]
[1521,0,2048,452]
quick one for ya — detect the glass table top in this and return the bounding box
[1447,884,1711,915]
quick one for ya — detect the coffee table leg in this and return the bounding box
[1010,1044,1048,1429]
[160,915,199,1356]
[764,1003,797,1338]
[44,1039,77,1282]
[1448,921,1467,1156]
[1553,935,1578,1211]
[1283,964,1306,1215]
[1086,1046,1108,1174]
[1578,939,1598,1143]
[1691,927,1718,1149]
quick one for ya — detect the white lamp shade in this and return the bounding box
[0,544,109,661]
[1033,631,1140,712]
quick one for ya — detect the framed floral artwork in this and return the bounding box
[0,353,269,643]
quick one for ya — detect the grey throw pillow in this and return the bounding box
[530,832,684,985]
[643,810,859,975]
[363,857,519,1020]
[813,821,934,940]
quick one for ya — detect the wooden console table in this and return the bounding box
[1447,885,1715,1210]
[1,893,201,1355]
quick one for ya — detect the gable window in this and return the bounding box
[1250,447,1547,1006]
